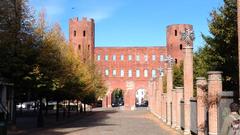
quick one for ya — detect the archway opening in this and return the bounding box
[111,88,124,107]
[135,89,148,107]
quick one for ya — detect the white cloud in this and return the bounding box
[45,5,64,16]
[78,0,123,22]
[29,0,123,22]
[84,11,110,22]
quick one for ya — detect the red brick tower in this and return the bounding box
[69,17,95,63]
[166,24,193,64]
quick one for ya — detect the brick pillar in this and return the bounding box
[175,87,183,130]
[130,90,135,110]
[167,67,173,125]
[183,46,193,134]
[124,90,130,110]
[107,93,112,108]
[156,90,160,117]
[149,80,153,111]
[157,77,163,118]
[196,77,207,135]
[162,93,167,122]
[208,71,222,135]
[102,96,107,108]
[160,93,164,121]
[172,89,177,128]
[154,80,158,113]
[153,80,157,113]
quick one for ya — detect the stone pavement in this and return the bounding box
[9,108,182,135]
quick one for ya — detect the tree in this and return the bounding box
[196,0,238,94]
[0,0,38,126]
[173,62,183,87]
[237,0,240,99]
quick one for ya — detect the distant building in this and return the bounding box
[69,17,193,110]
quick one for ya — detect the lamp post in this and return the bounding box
[163,55,174,125]
[181,27,195,135]
[237,0,240,101]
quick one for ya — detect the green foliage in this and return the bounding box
[0,1,107,105]
[0,0,37,84]
[111,88,123,103]
[173,62,183,87]
[195,0,238,91]
[163,75,167,93]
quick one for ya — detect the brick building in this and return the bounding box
[69,17,193,110]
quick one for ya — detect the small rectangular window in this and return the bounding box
[120,70,124,77]
[152,55,156,61]
[152,69,156,78]
[105,69,109,76]
[144,55,148,61]
[136,55,140,61]
[128,55,132,61]
[128,70,132,77]
[144,69,148,77]
[136,69,140,78]
[160,55,164,61]
[112,55,116,61]
[105,55,108,61]
[97,55,101,61]
[120,54,124,61]
[113,69,117,76]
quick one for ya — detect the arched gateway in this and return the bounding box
[102,80,150,110]
[68,17,190,110]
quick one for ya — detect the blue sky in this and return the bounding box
[29,0,224,50]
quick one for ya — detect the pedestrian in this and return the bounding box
[220,102,240,135]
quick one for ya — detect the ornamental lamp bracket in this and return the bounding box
[163,55,174,68]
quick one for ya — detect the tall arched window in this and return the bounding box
[83,30,86,37]
[74,30,76,37]
[180,44,182,50]
[175,30,177,36]
[78,44,81,50]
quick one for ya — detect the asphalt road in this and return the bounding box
[11,108,181,135]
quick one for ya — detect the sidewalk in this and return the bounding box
[8,109,96,135]
[146,112,182,135]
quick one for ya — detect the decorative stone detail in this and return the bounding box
[181,28,195,47]
[207,71,222,135]
[196,77,207,135]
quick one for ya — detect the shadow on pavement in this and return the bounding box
[8,108,118,135]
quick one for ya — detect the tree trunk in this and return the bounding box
[56,100,59,121]
[80,102,83,113]
[67,100,70,118]
[238,0,240,101]
[76,100,79,114]
[84,103,86,113]
[34,100,37,112]
[37,97,44,127]
[10,99,17,130]
[45,98,48,116]
[63,101,66,119]
[20,102,23,115]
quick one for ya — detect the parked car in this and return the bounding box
[135,100,148,107]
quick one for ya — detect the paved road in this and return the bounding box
[14,108,181,135]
